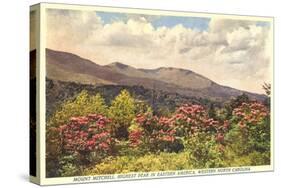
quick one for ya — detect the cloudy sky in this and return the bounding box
[46,9,272,94]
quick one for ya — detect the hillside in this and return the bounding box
[42,49,266,102]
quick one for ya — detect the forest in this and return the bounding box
[46,85,271,177]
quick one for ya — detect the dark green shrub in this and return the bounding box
[58,154,80,177]
[183,132,224,168]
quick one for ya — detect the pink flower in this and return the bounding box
[216,133,224,142]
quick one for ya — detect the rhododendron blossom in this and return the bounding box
[171,104,227,137]
[233,102,269,128]
[59,114,113,154]
[131,104,229,148]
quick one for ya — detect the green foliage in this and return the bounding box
[58,154,80,177]
[157,105,173,116]
[113,140,150,157]
[208,103,217,120]
[225,121,270,161]
[223,147,270,167]
[183,132,224,168]
[48,91,107,128]
[83,152,190,175]
[215,108,228,122]
[90,93,108,115]
[108,89,136,139]
[135,101,153,115]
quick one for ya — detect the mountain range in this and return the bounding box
[44,48,265,102]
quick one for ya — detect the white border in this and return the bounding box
[31,3,274,185]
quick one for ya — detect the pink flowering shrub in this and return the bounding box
[59,114,113,164]
[232,102,269,129]
[170,104,227,167]
[128,129,143,147]
[131,104,229,152]
[132,113,178,152]
[171,104,229,142]
[226,101,270,157]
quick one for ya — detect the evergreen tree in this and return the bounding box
[224,93,250,119]
[262,83,271,108]
[90,93,107,115]
[208,103,216,120]
[108,90,136,139]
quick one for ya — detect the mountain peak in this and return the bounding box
[108,62,130,69]
[155,66,190,72]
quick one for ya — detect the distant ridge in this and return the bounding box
[32,48,266,102]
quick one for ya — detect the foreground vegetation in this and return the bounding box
[46,89,270,177]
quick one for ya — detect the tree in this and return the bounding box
[90,93,108,115]
[46,90,107,177]
[108,90,136,139]
[48,91,107,128]
[262,82,271,108]
[208,103,216,120]
[224,93,250,119]
[262,82,271,96]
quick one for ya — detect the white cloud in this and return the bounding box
[46,9,272,94]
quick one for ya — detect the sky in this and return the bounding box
[46,9,272,94]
